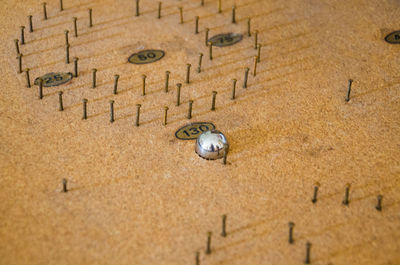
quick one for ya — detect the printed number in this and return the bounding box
[44,74,64,84]
[138,52,157,61]
[182,125,210,137]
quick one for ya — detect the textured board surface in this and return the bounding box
[0,0,399,265]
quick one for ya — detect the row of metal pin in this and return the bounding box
[191,185,385,265]
[311,183,384,210]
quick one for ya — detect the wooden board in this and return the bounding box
[0,0,399,264]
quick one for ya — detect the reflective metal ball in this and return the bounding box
[195,130,229,160]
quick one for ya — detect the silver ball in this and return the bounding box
[195,130,229,160]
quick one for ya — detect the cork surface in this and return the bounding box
[0,0,399,264]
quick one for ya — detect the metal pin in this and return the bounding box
[231,5,236,23]
[345,79,353,102]
[163,106,168,126]
[88,8,93,27]
[14,39,20,55]
[58,91,64,111]
[82,98,88,119]
[195,16,199,34]
[247,18,251,37]
[38,78,44,99]
[43,2,48,20]
[176,83,182,106]
[135,104,141,127]
[28,15,33,32]
[376,195,383,211]
[141,74,146,96]
[179,7,183,24]
[221,214,227,237]
[288,222,295,244]
[64,29,69,46]
[135,0,140,16]
[208,42,213,60]
[223,146,228,165]
[165,71,170,92]
[195,251,200,265]
[211,91,217,111]
[342,183,350,206]
[197,53,203,73]
[254,30,258,49]
[62,178,68,192]
[60,0,64,11]
[243,67,249,88]
[305,242,311,264]
[311,183,319,204]
[92,68,97,88]
[186,64,191,84]
[109,100,115,123]
[158,2,161,19]
[113,74,119,95]
[205,231,212,254]
[20,26,25,45]
[65,44,70,64]
[205,28,209,46]
[73,17,78,37]
[231,79,237,100]
[73,57,79,77]
[217,0,222,13]
[17,53,23,74]
[257,44,262,62]
[187,100,193,119]
[253,56,258,76]
[25,68,31,88]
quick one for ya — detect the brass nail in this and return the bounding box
[58,91,64,111]
[179,7,183,24]
[208,41,213,60]
[82,98,88,119]
[195,16,199,34]
[187,100,193,119]
[43,2,48,20]
[73,57,79,77]
[135,104,141,127]
[28,15,33,32]
[73,17,78,37]
[109,100,115,123]
[113,74,119,95]
[243,67,249,88]
[165,71,170,92]
[197,53,203,73]
[231,79,237,100]
[92,68,97,88]
[20,26,25,45]
[88,8,93,27]
[25,68,31,88]
[211,91,217,111]
[176,83,181,106]
[163,106,168,126]
[141,74,146,96]
[186,64,191,84]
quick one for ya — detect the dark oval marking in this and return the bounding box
[128,49,165,64]
[34,72,73,87]
[175,122,216,140]
[208,33,243,47]
[385,31,400,44]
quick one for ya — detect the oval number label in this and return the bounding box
[208,33,243,47]
[385,31,400,44]
[34,72,73,87]
[175,122,216,140]
[128,49,165,64]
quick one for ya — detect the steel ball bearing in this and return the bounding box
[195,130,229,160]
